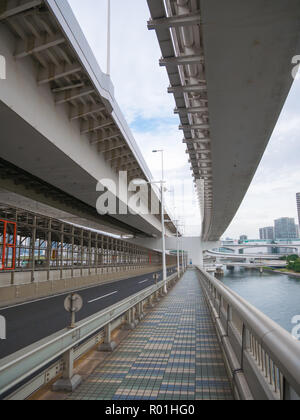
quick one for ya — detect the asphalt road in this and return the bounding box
[0,267,177,359]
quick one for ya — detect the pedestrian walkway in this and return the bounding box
[67,269,234,400]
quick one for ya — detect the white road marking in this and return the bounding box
[139,279,149,284]
[88,291,118,304]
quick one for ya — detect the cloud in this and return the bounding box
[68,0,175,123]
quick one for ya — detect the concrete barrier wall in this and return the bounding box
[0,265,165,308]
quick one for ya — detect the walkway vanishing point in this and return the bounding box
[41,269,233,401]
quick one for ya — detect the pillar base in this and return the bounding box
[98,341,117,352]
[52,375,82,392]
[124,322,136,330]
[138,313,145,321]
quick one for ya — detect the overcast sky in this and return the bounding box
[68,0,300,239]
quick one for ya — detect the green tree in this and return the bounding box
[287,254,299,262]
[294,261,300,273]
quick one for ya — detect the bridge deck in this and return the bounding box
[67,269,233,400]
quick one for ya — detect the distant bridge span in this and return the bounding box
[205,250,285,261]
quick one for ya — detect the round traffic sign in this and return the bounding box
[64,293,83,313]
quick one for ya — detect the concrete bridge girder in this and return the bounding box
[0,0,177,238]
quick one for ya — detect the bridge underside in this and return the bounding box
[202,0,300,241]
[148,0,300,241]
[0,0,176,239]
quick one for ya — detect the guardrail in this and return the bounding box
[197,266,300,400]
[0,271,180,400]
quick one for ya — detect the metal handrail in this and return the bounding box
[0,272,177,397]
[197,266,300,400]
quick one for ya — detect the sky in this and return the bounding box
[68,0,300,239]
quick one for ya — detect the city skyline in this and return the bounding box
[225,193,300,240]
[297,192,300,229]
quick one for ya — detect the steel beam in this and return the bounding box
[15,33,65,59]
[104,149,129,161]
[98,139,125,153]
[180,124,210,131]
[110,157,136,169]
[168,84,207,94]
[0,0,42,20]
[81,118,114,134]
[175,106,208,115]
[183,138,210,144]
[70,103,107,120]
[147,11,200,30]
[55,86,94,105]
[38,62,82,85]
[160,55,203,67]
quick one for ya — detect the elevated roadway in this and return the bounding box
[220,244,300,254]
[205,250,285,261]
[0,0,176,238]
[148,0,300,241]
[223,262,287,268]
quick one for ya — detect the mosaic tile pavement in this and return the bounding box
[67,269,234,400]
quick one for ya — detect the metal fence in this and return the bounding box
[0,204,176,284]
[197,266,300,400]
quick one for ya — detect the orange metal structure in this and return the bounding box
[0,220,17,271]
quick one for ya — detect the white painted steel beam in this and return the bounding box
[160,55,203,67]
[70,104,107,120]
[38,62,82,85]
[15,33,65,59]
[0,0,42,20]
[147,11,200,30]
[55,86,94,104]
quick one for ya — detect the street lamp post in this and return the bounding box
[171,220,181,278]
[176,224,180,278]
[181,235,185,272]
[106,0,111,76]
[153,150,167,294]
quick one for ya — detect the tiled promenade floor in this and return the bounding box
[68,269,234,400]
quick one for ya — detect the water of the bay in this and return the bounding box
[220,267,300,336]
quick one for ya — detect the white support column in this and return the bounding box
[99,322,117,352]
[124,308,136,330]
[52,349,82,392]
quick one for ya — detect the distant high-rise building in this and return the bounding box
[239,235,248,242]
[259,226,274,240]
[274,218,297,240]
[297,193,300,229]
[296,225,300,239]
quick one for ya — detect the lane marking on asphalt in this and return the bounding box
[88,291,118,304]
[139,279,149,284]
[0,271,164,311]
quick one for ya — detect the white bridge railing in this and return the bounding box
[197,266,300,400]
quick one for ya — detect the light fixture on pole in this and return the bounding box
[153,149,167,294]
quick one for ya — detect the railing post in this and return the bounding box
[136,302,145,321]
[99,322,117,352]
[124,307,136,330]
[52,348,82,392]
[147,295,155,308]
